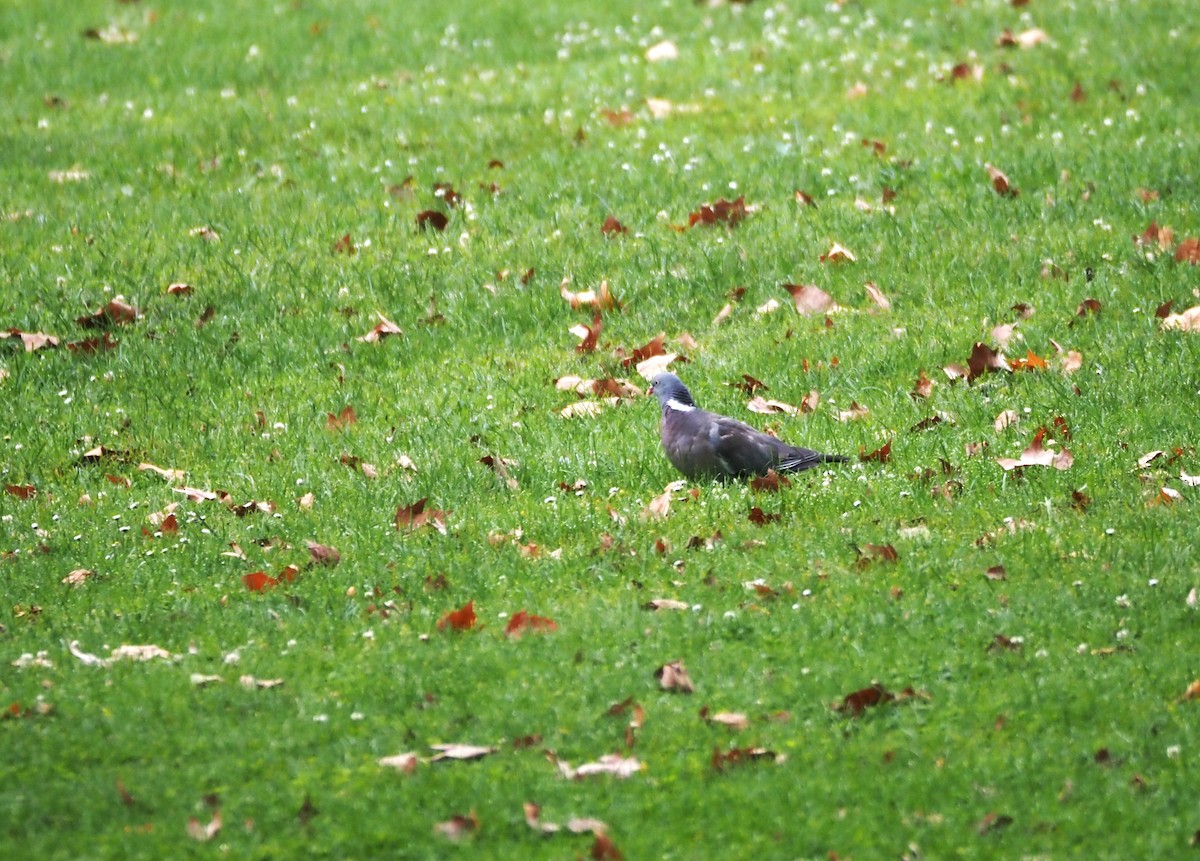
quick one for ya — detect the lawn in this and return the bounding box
[2,0,1199,858]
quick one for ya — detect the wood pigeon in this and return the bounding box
[648,372,848,480]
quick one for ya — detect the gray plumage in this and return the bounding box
[648,373,848,481]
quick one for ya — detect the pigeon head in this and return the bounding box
[647,372,696,412]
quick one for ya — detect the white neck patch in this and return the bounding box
[666,398,695,413]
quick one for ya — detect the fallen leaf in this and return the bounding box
[137,462,187,483]
[416,210,448,231]
[5,484,36,500]
[644,599,689,611]
[642,487,673,521]
[985,565,1008,581]
[552,752,643,780]
[187,811,221,842]
[710,746,783,771]
[560,400,608,419]
[601,215,629,236]
[656,660,695,693]
[856,544,899,568]
[1008,350,1048,371]
[864,282,891,311]
[687,196,752,228]
[702,710,750,730]
[68,641,109,667]
[747,395,800,416]
[166,282,192,296]
[62,568,93,588]
[985,164,1019,197]
[994,410,1020,432]
[1176,238,1200,264]
[561,279,620,312]
[1160,305,1200,332]
[750,469,791,493]
[437,601,477,631]
[430,743,496,761]
[395,498,450,532]
[748,507,780,526]
[976,812,1014,835]
[996,427,1074,471]
[190,673,223,687]
[834,684,895,717]
[505,610,557,637]
[239,675,284,689]
[110,644,173,662]
[571,315,603,354]
[357,312,404,342]
[860,440,892,462]
[434,812,478,841]
[306,541,340,566]
[967,342,1011,381]
[378,752,419,773]
[836,402,870,422]
[591,833,624,860]
[819,242,856,264]
[783,284,837,315]
[325,405,357,431]
[1,329,60,352]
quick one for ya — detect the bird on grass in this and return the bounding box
[647,372,848,481]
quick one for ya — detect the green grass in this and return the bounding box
[2,0,1199,858]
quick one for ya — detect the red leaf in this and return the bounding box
[750,469,791,493]
[1008,350,1048,371]
[687,196,750,228]
[856,544,899,569]
[433,182,462,207]
[985,164,1019,197]
[836,684,895,717]
[601,215,629,236]
[77,297,138,328]
[621,335,665,367]
[860,440,892,463]
[438,601,477,631]
[591,833,624,861]
[574,315,603,354]
[967,342,1011,381]
[5,484,36,500]
[332,233,357,255]
[242,571,278,592]
[416,210,448,231]
[748,507,780,526]
[325,405,357,431]
[357,312,404,342]
[395,498,451,532]
[1176,237,1200,264]
[794,189,816,207]
[504,610,558,637]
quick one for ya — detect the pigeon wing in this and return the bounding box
[708,415,788,478]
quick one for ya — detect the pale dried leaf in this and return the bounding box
[378,752,420,773]
[190,673,223,687]
[756,298,782,316]
[706,711,750,730]
[645,40,679,62]
[994,410,1020,432]
[864,282,891,311]
[186,811,221,842]
[137,463,187,483]
[239,675,284,689]
[62,568,94,588]
[110,644,173,662]
[656,660,695,693]
[635,352,678,381]
[747,396,799,416]
[645,598,689,611]
[560,400,607,419]
[430,743,497,762]
[1161,305,1200,332]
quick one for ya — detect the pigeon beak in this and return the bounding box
[645,384,655,397]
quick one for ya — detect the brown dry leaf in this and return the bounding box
[656,660,695,693]
[710,746,783,771]
[189,225,220,242]
[644,599,689,611]
[571,315,603,354]
[166,282,192,296]
[395,498,451,533]
[436,601,477,631]
[62,568,94,588]
[77,296,138,328]
[239,675,285,689]
[750,469,791,493]
[994,410,1020,432]
[1008,350,1048,371]
[977,812,1014,835]
[560,400,608,419]
[837,402,870,423]
[552,753,643,780]
[996,427,1074,471]
[1,329,60,352]
[1160,305,1200,332]
[985,164,1019,197]
[430,743,497,762]
[864,282,891,311]
[911,370,934,400]
[687,196,753,228]
[985,565,1008,581]
[326,405,357,431]
[110,644,173,662]
[5,484,36,499]
[561,278,620,312]
[783,284,837,315]
[434,812,478,841]
[703,710,750,730]
[747,395,800,416]
[137,462,187,483]
[819,242,856,264]
[1076,298,1102,318]
[186,811,221,842]
[173,486,220,502]
[860,440,892,463]
[306,541,340,566]
[1179,680,1200,702]
[856,544,899,569]
[416,210,449,232]
[621,334,666,368]
[357,312,404,342]
[601,215,629,236]
[997,26,1048,47]
[1176,238,1200,264]
[378,752,419,773]
[967,342,1011,381]
[642,488,674,521]
[834,683,895,717]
